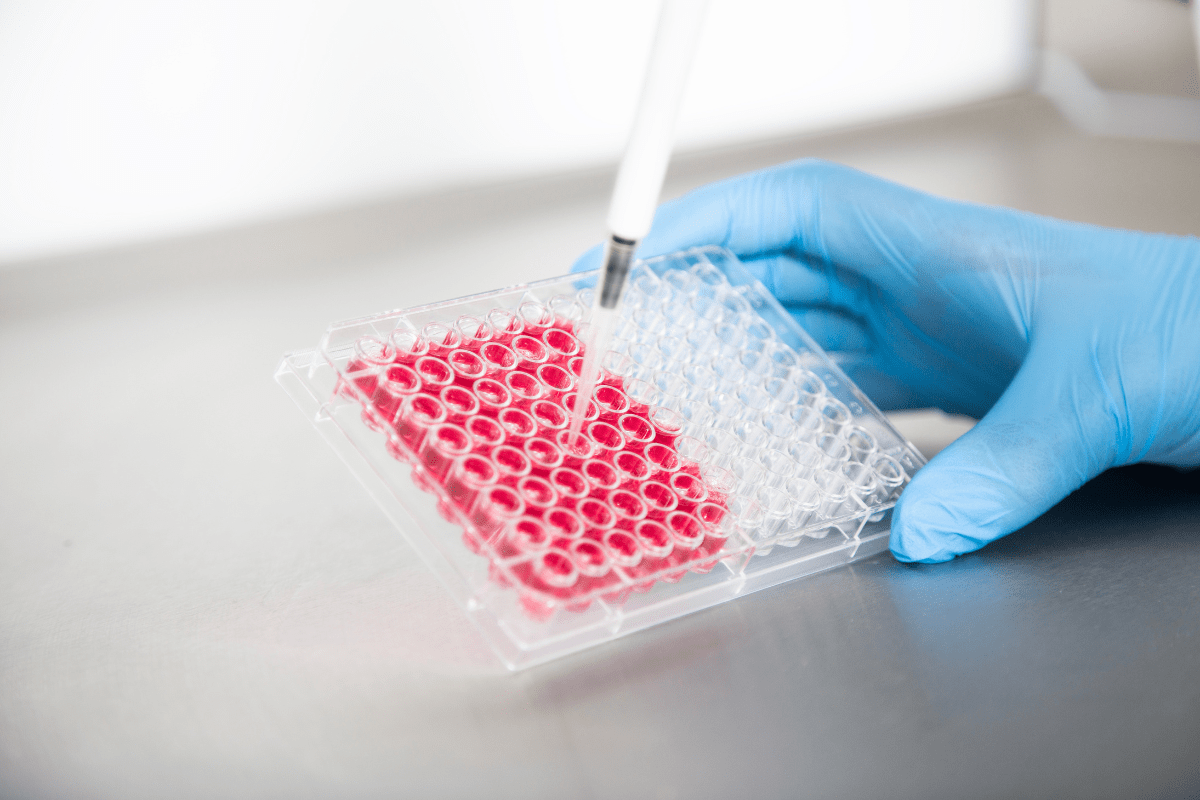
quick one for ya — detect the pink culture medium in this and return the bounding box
[344,315,735,620]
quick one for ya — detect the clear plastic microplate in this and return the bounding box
[275,246,925,669]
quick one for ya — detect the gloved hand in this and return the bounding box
[573,159,1200,563]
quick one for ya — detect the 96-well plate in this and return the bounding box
[276,246,924,669]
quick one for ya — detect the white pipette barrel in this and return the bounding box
[594,0,708,311]
[569,0,707,446]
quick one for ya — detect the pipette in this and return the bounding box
[567,0,708,444]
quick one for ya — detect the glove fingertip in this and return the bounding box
[889,493,979,564]
[889,531,960,564]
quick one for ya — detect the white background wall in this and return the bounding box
[0,0,1035,265]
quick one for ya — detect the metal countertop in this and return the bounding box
[2,95,1199,800]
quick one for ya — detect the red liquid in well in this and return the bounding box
[346,314,732,618]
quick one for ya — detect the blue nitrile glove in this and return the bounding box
[573,159,1200,563]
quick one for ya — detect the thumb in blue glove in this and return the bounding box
[573,160,1200,563]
